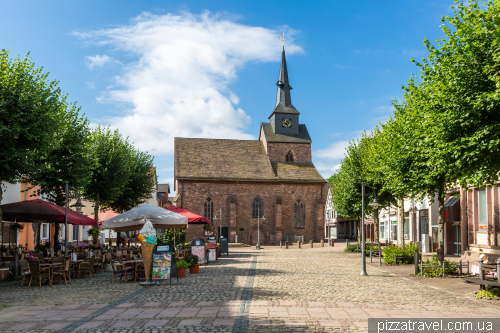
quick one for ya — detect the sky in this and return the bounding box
[1,0,456,194]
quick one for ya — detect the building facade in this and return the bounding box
[173,48,326,245]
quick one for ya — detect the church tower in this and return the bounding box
[259,47,312,163]
[269,47,300,135]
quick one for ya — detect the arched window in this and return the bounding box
[204,197,214,222]
[252,197,263,218]
[286,151,294,162]
[294,199,305,228]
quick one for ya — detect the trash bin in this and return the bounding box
[0,267,9,281]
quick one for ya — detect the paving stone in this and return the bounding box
[212,318,235,326]
[178,319,202,326]
[143,319,170,327]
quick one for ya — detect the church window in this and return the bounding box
[252,197,264,218]
[294,199,305,228]
[204,197,214,222]
[286,151,294,162]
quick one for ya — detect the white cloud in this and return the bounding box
[84,54,116,69]
[86,81,95,89]
[313,140,350,160]
[75,11,303,155]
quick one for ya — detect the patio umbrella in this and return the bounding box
[0,199,97,225]
[101,203,188,232]
[165,206,211,225]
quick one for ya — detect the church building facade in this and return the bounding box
[173,48,326,245]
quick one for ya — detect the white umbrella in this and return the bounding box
[102,203,188,232]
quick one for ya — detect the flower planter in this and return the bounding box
[0,268,9,281]
[189,264,199,274]
[177,267,187,278]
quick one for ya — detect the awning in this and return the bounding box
[165,206,211,225]
[0,199,97,225]
[444,197,460,222]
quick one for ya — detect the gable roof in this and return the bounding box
[174,137,324,183]
[157,184,170,193]
[260,123,312,144]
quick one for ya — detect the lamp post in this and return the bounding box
[408,201,418,243]
[214,208,223,241]
[361,182,381,276]
[64,182,85,256]
[256,206,265,250]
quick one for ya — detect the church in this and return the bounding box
[173,47,326,245]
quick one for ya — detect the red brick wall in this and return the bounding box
[264,142,311,163]
[180,181,325,245]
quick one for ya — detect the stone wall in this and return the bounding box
[264,142,311,163]
[178,180,325,245]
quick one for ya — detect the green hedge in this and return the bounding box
[421,255,458,277]
[344,244,379,253]
[383,243,418,265]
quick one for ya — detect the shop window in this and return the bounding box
[252,197,263,218]
[380,221,385,240]
[294,199,305,229]
[41,223,49,240]
[404,212,410,239]
[478,189,487,230]
[204,197,214,222]
[419,210,429,241]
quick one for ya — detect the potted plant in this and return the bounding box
[186,255,199,273]
[176,259,191,278]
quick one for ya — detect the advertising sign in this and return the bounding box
[151,243,177,284]
[190,238,206,265]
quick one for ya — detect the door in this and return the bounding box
[250,227,266,245]
[220,227,229,240]
[453,224,461,255]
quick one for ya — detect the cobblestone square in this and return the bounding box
[0,244,499,332]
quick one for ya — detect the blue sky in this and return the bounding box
[2,0,455,193]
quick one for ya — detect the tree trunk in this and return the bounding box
[400,194,405,247]
[374,208,379,243]
[437,189,445,264]
[0,186,3,236]
[92,195,99,245]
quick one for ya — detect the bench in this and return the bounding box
[463,259,500,296]
[463,278,500,296]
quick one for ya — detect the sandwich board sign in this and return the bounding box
[151,242,177,284]
[191,238,206,265]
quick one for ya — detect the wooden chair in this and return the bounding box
[35,253,44,260]
[135,262,145,282]
[118,256,135,279]
[20,260,31,286]
[77,253,86,261]
[78,257,95,279]
[53,259,70,284]
[27,260,50,287]
[111,260,129,283]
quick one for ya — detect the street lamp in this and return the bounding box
[361,182,380,276]
[64,182,85,256]
[213,208,223,241]
[256,206,265,250]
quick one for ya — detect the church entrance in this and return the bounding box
[250,227,266,246]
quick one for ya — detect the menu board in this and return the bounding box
[152,252,171,280]
[208,248,216,262]
[151,243,177,284]
[191,238,206,266]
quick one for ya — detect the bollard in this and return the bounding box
[497,259,500,283]
[285,241,289,249]
[298,241,301,249]
[442,260,446,278]
[310,240,313,248]
[459,259,462,276]
[414,249,419,276]
[320,239,324,247]
[280,241,282,249]
[346,239,349,247]
[14,252,19,278]
[479,259,484,281]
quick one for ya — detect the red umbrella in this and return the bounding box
[165,206,211,225]
[0,199,97,225]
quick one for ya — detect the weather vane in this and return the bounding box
[279,32,287,47]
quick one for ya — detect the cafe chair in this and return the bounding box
[27,260,50,287]
[20,259,31,286]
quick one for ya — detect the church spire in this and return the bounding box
[276,47,293,107]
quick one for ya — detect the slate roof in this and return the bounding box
[174,137,324,183]
[268,103,300,118]
[260,123,312,144]
[157,184,170,193]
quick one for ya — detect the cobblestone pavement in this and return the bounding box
[0,244,499,333]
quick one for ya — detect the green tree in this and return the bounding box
[328,135,396,243]
[0,50,65,203]
[108,148,156,213]
[83,126,133,243]
[28,109,94,250]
